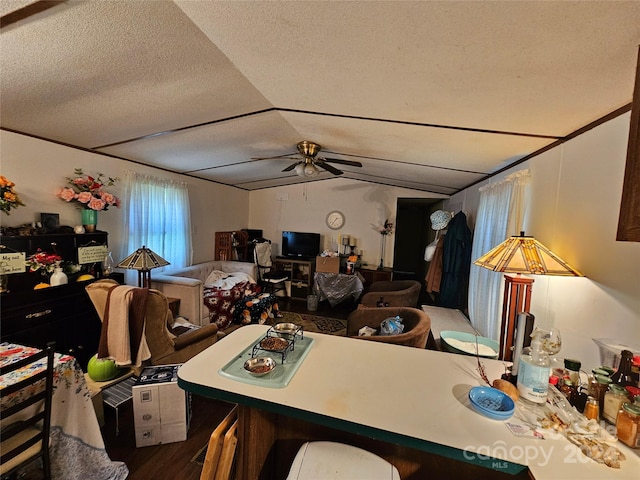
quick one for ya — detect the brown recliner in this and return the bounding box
[359,280,421,308]
[86,279,219,366]
[346,306,431,349]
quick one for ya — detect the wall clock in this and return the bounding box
[326,211,345,230]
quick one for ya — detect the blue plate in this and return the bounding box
[468,386,515,420]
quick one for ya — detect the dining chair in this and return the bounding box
[199,405,238,480]
[253,240,288,296]
[0,342,56,480]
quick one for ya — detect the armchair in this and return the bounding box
[346,306,431,349]
[359,280,421,308]
[86,280,219,366]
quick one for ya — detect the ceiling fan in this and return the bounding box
[254,141,363,177]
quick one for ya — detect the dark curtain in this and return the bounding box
[439,212,472,310]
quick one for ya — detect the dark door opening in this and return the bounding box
[392,198,444,304]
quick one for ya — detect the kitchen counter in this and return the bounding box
[178,325,640,480]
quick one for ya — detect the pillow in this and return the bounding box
[204,270,229,286]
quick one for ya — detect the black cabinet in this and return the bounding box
[1,281,102,369]
[0,231,117,370]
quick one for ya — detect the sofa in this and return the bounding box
[346,306,431,349]
[150,260,257,326]
[359,280,421,308]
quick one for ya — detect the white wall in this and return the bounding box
[248,179,446,268]
[4,113,638,372]
[0,130,250,266]
[447,113,640,371]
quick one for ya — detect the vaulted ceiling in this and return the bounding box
[2,1,640,194]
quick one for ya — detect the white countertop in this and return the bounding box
[178,325,639,479]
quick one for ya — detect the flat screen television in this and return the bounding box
[281,231,321,259]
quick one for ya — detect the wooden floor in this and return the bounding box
[102,298,354,480]
[103,395,235,480]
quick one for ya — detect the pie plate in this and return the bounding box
[468,386,515,420]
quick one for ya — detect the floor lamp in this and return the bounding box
[473,232,582,362]
[116,246,170,288]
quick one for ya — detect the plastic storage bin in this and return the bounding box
[592,338,640,368]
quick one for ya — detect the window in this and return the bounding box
[468,170,529,339]
[121,171,192,283]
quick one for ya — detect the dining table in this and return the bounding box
[0,342,128,480]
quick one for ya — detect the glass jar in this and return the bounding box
[594,374,612,415]
[564,358,581,385]
[616,402,640,449]
[584,396,599,421]
[603,384,630,424]
[559,379,577,405]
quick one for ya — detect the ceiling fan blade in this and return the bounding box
[315,160,343,175]
[282,161,300,172]
[251,152,296,160]
[323,157,363,168]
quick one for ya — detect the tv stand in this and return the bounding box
[274,258,315,300]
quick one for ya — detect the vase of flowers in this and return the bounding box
[0,176,25,215]
[57,168,121,232]
[26,249,63,283]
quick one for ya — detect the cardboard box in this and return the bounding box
[316,255,340,273]
[132,365,191,447]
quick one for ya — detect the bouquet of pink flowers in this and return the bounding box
[58,168,121,211]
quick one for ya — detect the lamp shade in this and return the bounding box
[473,232,583,277]
[116,246,170,287]
[117,246,170,271]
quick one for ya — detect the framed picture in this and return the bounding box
[40,213,60,232]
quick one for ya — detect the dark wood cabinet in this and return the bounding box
[356,267,393,287]
[0,231,118,369]
[215,230,250,261]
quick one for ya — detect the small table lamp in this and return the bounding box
[116,246,170,288]
[473,232,582,361]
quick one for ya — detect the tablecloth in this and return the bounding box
[0,342,128,480]
[313,272,364,306]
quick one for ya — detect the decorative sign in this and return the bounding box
[78,245,108,265]
[0,252,26,274]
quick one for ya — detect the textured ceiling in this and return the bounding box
[2,1,640,193]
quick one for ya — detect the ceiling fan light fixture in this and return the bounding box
[304,163,319,177]
[294,163,306,176]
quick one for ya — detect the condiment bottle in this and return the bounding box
[610,350,634,387]
[616,402,640,449]
[594,374,612,416]
[559,379,577,405]
[564,358,581,385]
[584,396,599,421]
[603,384,630,424]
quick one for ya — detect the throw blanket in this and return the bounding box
[204,281,260,330]
[98,285,151,367]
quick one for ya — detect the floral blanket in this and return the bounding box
[203,281,260,329]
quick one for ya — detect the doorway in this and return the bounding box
[392,198,444,304]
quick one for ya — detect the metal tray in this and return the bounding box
[218,332,315,388]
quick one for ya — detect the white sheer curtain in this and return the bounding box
[121,171,192,284]
[468,170,530,340]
